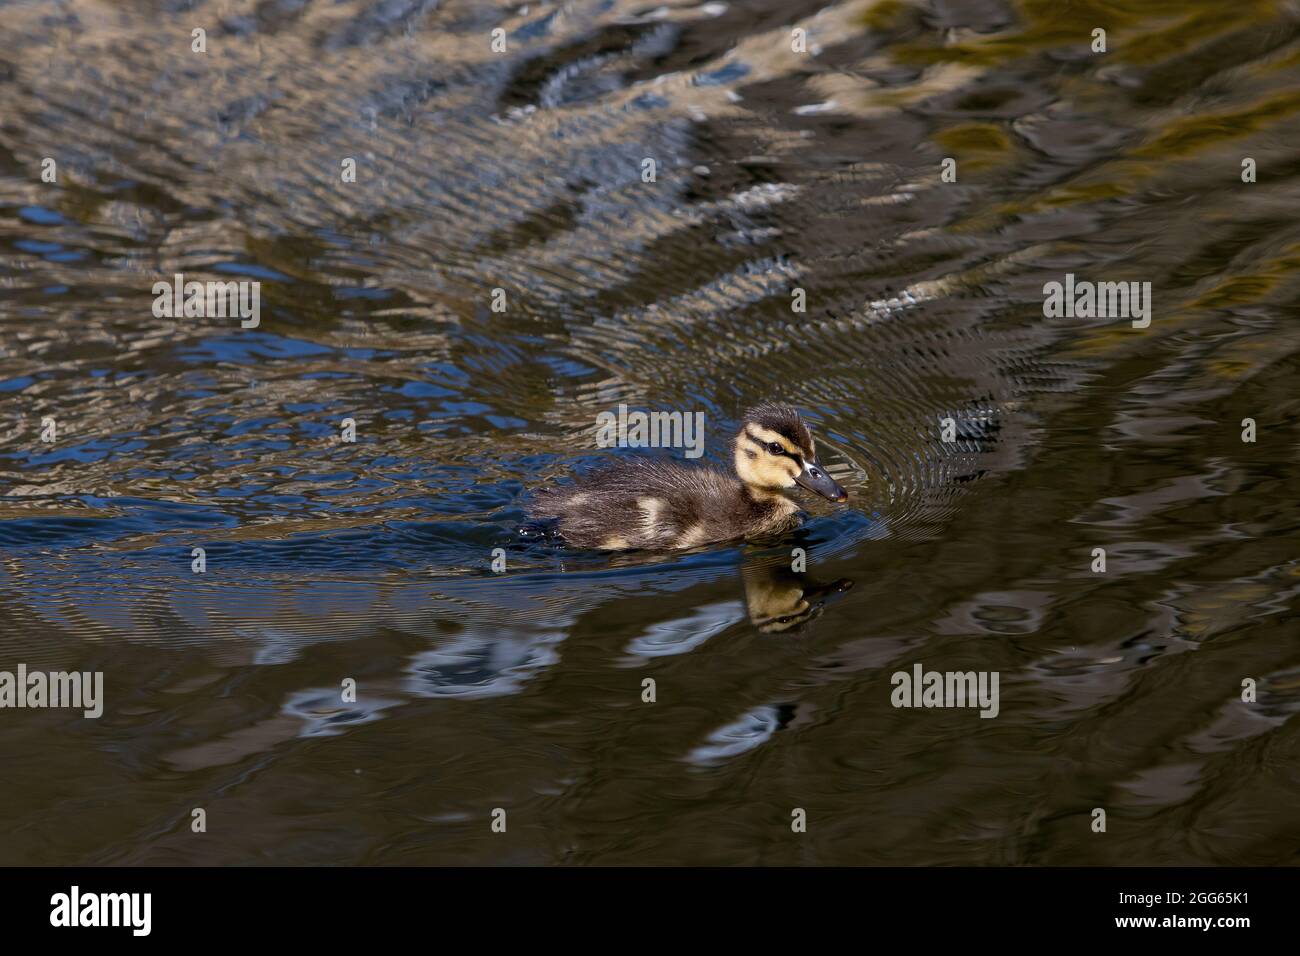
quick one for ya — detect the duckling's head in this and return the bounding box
[733,403,848,502]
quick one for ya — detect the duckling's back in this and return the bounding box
[531,457,768,551]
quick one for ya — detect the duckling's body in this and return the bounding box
[531,457,801,551]
[530,404,847,552]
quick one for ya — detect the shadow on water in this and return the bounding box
[1,0,1299,863]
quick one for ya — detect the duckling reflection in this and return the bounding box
[741,560,853,633]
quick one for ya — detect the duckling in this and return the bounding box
[530,403,848,551]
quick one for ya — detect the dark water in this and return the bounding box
[1,0,1298,865]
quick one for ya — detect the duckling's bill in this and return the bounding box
[794,458,848,503]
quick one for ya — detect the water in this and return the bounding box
[1,0,1298,865]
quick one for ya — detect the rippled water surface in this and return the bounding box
[2,0,1299,865]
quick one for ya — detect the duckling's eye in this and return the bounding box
[767,442,785,456]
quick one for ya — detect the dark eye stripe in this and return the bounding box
[745,427,802,459]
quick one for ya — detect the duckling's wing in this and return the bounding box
[532,457,737,549]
